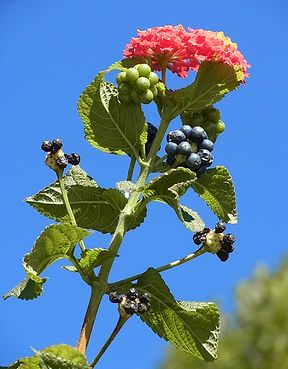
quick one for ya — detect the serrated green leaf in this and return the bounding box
[41,345,89,366]
[8,356,40,369]
[137,268,220,361]
[166,61,243,120]
[190,166,237,223]
[4,224,90,300]
[3,275,47,301]
[25,168,146,234]
[78,77,146,155]
[78,248,115,274]
[142,168,204,232]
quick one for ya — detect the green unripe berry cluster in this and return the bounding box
[116,64,159,104]
[181,106,225,142]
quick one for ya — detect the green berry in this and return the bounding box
[150,85,158,98]
[140,89,154,104]
[137,64,152,77]
[118,82,130,94]
[216,120,225,133]
[148,72,159,86]
[116,71,127,85]
[126,68,139,82]
[136,77,150,91]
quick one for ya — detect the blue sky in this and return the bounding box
[1,0,287,368]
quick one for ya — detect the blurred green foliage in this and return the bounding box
[160,259,288,369]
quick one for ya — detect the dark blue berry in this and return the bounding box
[41,140,53,152]
[222,243,234,253]
[166,155,176,166]
[127,288,138,300]
[199,139,214,152]
[180,125,193,139]
[216,249,229,262]
[166,130,186,144]
[177,141,192,156]
[185,153,201,170]
[193,228,210,245]
[190,126,208,143]
[198,149,213,166]
[52,139,63,152]
[165,142,178,155]
[215,222,226,233]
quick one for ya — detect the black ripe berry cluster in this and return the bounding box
[181,106,225,143]
[165,125,213,176]
[116,64,159,105]
[193,222,236,262]
[109,288,151,316]
[41,139,80,170]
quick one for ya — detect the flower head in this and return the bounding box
[186,28,250,77]
[124,25,250,80]
[124,25,192,78]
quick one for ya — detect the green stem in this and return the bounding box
[126,157,136,182]
[109,245,207,289]
[90,315,129,368]
[140,144,146,161]
[57,172,85,252]
[76,116,171,355]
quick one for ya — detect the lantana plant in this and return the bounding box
[4,25,250,368]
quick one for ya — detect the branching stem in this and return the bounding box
[109,245,207,289]
[90,315,129,368]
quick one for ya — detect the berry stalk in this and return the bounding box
[57,172,86,252]
[109,245,207,289]
[90,315,129,368]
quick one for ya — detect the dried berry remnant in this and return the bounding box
[42,138,81,172]
[193,224,236,262]
[109,288,151,317]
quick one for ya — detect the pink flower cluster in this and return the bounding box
[124,25,250,79]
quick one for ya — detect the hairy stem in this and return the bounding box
[76,116,171,355]
[57,172,85,252]
[109,245,207,289]
[90,315,129,368]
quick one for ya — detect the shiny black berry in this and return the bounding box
[41,140,53,152]
[190,126,208,143]
[145,122,158,154]
[166,155,176,166]
[215,222,226,233]
[51,139,63,152]
[165,142,178,156]
[177,141,192,156]
[198,149,213,166]
[216,249,229,262]
[195,166,207,178]
[185,153,201,170]
[180,125,193,139]
[127,288,138,300]
[123,301,137,315]
[193,228,210,245]
[66,153,80,165]
[56,155,68,169]
[167,130,186,144]
[222,243,234,253]
[199,139,214,152]
[109,292,123,303]
[139,293,151,304]
[222,233,236,246]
